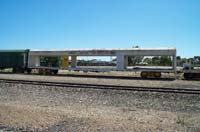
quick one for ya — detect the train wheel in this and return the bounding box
[13,68,24,73]
[184,73,193,80]
[141,72,148,78]
[149,72,154,78]
[38,69,42,74]
[45,69,52,75]
[20,68,25,73]
[13,68,17,73]
[195,73,200,78]
[154,72,161,78]
[27,69,32,74]
[39,69,45,75]
[52,70,58,75]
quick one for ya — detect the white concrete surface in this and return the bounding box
[71,55,77,68]
[28,48,177,72]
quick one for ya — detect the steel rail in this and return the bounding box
[0,79,200,94]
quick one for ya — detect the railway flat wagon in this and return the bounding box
[0,50,29,73]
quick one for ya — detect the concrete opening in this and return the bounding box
[72,56,117,72]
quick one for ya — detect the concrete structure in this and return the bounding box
[28,48,176,72]
[71,55,77,68]
[28,55,40,67]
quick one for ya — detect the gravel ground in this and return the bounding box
[0,74,200,131]
[0,73,200,88]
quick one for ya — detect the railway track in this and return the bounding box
[0,79,200,94]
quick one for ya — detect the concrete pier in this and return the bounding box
[71,55,77,68]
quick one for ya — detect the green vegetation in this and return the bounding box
[39,53,200,67]
[143,56,172,66]
[40,57,60,67]
[77,60,91,66]
[177,56,200,66]
[176,56,187,66]
[128,45,144,66]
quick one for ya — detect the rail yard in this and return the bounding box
[0,73,200,131]
[0,48,200,131]
[1,0,200,131]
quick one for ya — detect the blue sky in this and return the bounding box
[0,0,199,57]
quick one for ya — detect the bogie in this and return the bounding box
[141,72,161,78]
[184,73,200,80]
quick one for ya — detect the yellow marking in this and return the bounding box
[60,56,69,68]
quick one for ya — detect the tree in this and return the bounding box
[40,56,60,67]
[160,56,172,66]
[132,45,139,48]
[176,56,181,66]
[152,57,160,66]
[128,45,143,65]
[180,58,187,66]
[143,57,152,65]
[194,56,200,64]
[150,56,172,66]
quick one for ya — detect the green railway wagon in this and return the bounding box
[0,50,29,72]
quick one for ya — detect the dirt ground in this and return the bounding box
[0,74,200,131]
[0,73,200,88]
